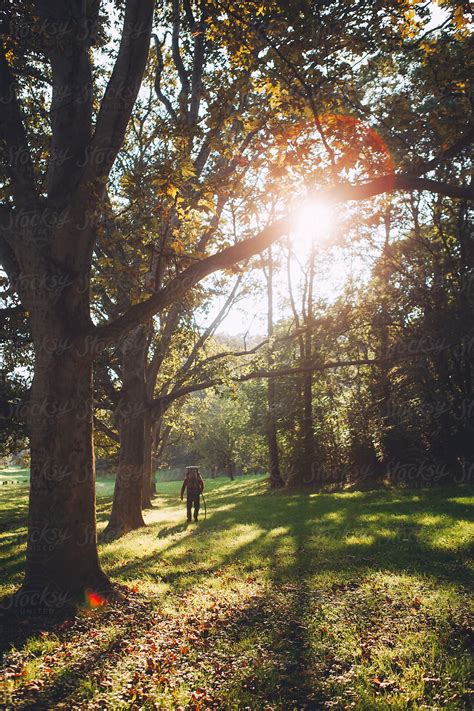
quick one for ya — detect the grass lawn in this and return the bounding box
[1,475,473,709]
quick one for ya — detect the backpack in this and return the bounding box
[187,469,201,493]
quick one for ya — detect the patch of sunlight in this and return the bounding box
[218,523,262,546]
[371,527,397,539]
[308,490,362,499]
[265,526,289,538]
[333,490,364,498]
[446,496,474,505]
[320,511,344,521]
[358,513,378,521]
[370,571,421,590]
[377,494,421,505]
[344,533,375,546]
[146,509,185,528]
[360,511,411,523]
[389,513,412,520]
[0,527,27,540]
[208,503,237,513]
[415,514,447,526]
[429,520,474,550]
[24,634,60,656]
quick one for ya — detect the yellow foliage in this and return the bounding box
[166,184,179,199]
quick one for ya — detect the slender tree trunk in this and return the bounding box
[150,419,166,495]
[265,246,284,488]
[104,325,148,538]
[377,210,411,472]
[301,369,315,472]
[300,245,316,483]
[141,411,153,509]
[227,460,235,480]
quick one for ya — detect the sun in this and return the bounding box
[292,199,333,257]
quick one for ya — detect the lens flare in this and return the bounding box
[292,199,333,255]
[85,589,107,608]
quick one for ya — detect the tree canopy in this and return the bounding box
[0,0,472,612]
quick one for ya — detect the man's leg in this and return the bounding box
[186,493,193,522]
[193,493,200,521]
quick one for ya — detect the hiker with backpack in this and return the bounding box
[181,466,205,522]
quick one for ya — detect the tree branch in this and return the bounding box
[153,33,178,121]
[37,1,96,203]
[150,338,464,415]
[0,39,37,209]
[93,416,120,444]
[188,0,207,128]
[171,0,190,118]
[82,0,154,183]
[146,302,182,392]
[85,171,474,352]
[175,273,243,378]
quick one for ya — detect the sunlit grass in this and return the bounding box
[1,476,473,708]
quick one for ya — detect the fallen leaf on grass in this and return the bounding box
[370,677,395,691]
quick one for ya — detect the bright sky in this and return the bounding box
[202,1,452,340]
[201,200,375,338]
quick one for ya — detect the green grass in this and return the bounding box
[1,476,473,709]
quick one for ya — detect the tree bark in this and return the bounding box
[141,410,154,509]
[227,460,235,480]
[265,246,284,488]
[103,325,148,538]
[16,232,111,612]
[297,246,316,485]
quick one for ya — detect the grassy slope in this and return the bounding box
[1,476,473,709]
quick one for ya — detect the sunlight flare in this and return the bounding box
[292,198,333,256]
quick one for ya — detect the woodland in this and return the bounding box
[0,1,473,708]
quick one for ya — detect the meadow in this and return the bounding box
[1,473,473,709]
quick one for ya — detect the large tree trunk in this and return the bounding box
[17,240,111,612]
[25,349,110,603]
[104,325,148,538]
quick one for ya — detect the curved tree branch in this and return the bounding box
[84,170,474,353]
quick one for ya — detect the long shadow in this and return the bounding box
[6,599,153,709]
[262,493,322,708]
[223,486,473,579]
[1,483,472,660]
[8,579,293,709]
[100,483,474,592]
[101,484,473,615]
[157,522,189,538]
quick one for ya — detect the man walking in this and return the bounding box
[181,466,204,522]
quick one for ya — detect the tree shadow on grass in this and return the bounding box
[115,484,474,590]
[157,522,189,538]
[5,583,300,709]
[1,484,472,657]
[100,484,473,607]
